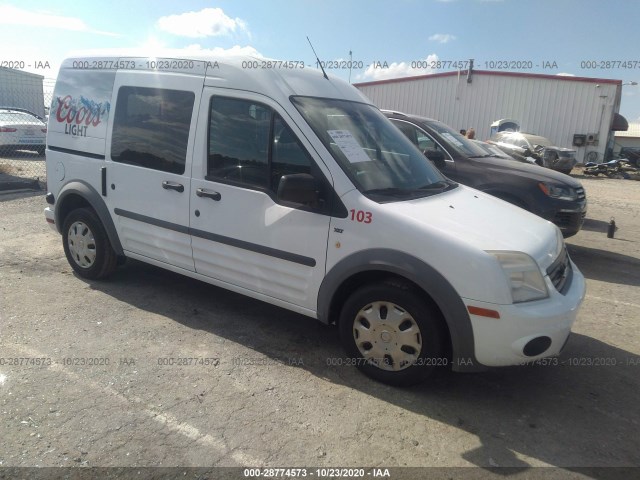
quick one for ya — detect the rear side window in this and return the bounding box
[111,86,194,174]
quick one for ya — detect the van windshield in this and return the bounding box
[291,97,455,201]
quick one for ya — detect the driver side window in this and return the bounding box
[208,97,270,188]
[207,96,333,214]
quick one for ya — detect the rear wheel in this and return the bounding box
[62,208,117,279]
[338,280,446,386]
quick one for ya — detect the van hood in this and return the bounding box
[383,185,561,271]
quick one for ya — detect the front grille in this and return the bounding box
[547,248,572,294]
[554,210,586,229]
[575,187,586,201]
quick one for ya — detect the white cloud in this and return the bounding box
[157,8,249,38]
[429,33,457,44]
[357,54,439,81]
[556,72,576,76]
[0,5,118,36]
[182,44,263,57]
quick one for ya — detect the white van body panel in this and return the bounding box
[103,69,204,271]
[44,54,586,376]
[190,88,331,310]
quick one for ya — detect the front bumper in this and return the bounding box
[464,259,586,367]
[554,210,586,237]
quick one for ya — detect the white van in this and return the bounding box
[44,55,585,386]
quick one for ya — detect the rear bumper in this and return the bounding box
[44,206,57,232]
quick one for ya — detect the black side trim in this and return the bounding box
[114,208,189,234]
[48,145,105,160]
[190,227,316,267]
[101,167,107,196]
[113,208,316,267]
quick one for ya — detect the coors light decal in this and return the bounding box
[49,66,116,141]
[52,95,110,137]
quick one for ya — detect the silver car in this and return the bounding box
[489,132,577,174]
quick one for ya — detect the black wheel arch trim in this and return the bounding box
[54,180,124,256]
[318,249,483,371]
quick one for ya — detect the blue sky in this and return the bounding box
[2,0,640,121]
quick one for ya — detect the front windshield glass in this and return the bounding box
[291,97,453,200]
[426,120,490,157]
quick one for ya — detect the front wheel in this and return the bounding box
[338,281,446,386]
[62,208,117,280]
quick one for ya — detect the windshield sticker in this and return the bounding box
[327,130,372,163]
[441,132,464,147]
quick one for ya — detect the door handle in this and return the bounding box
[162,181,184,193]
[196,188,221,201]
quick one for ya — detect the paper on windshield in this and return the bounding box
[328,130,372,163]
[441,132,464,147]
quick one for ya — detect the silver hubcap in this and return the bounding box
[353,301,422,371]
[67,221,96,268]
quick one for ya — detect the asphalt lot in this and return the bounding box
[0,175,639,476]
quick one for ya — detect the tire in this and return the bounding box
[62,208,118,280]
[338,280,446,386]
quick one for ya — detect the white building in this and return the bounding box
[355,70,629,163]
[614,122,640,149]
[0,67,45,118]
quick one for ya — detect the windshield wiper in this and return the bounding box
[417,180,458,191]
[363,181,458,199]
[361,187,416,197]
[467,154,492,158]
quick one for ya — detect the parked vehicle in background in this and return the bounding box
[488,132,577,174]
[0,108,47,156]
[471,139,538,165]
[584,158,639,178]
[384,111,587,237]
[618,147,640,167]
[480,140,541,165]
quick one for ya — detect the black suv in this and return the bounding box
[384,111,587,237]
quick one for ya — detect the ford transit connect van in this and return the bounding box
[44,56,585,386]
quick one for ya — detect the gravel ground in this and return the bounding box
[0,176,639,477]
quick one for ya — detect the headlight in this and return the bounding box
[487,251,549,303]
[554,227,564,259]
[538,182,577,201]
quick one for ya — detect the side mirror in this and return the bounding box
[424,149,446,170]
[277,173,319,207]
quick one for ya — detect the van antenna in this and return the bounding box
[307,36,329,80]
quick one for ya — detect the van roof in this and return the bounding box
[60,54,371,105]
